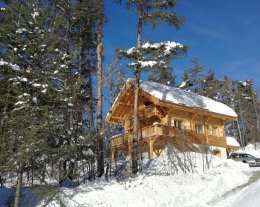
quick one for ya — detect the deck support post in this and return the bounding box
[128,143,133,161]
[111,148,116,162]
[148,138,155,159]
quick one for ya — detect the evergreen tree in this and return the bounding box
[49,0,100,182]
[181,57,204,94]
[96,0,105,177]
[148,64,176,86]
[0,0,105,196]
[201,69,219,100]
[236,80,259,145]
[0,0,70,204]
[116,0,187,174]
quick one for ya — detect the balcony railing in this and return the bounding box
[111,124,226,148]
[111,133,130,147]
[138,105,162,119]
[207,135,226,147]
[141,124,175,138]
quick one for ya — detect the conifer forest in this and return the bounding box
[0,1,259,207]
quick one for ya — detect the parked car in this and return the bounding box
[228,152,260,167]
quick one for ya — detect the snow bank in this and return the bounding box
[34,154,258,207]
[214,177,260,207]
[236,143,260,158]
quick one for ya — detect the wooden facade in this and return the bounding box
[106,81,238,161]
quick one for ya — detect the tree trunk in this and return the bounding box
[41,159,46,184]
[14,162,24,207]
[68,161,74,180]
[31,157,34,186]
[87,49,94,133]
[59,160,66,184]
[96,0,104,177]
[251,85,260,145]
[132,4,143,175]
[238,99,245,147]
[132,71,140,175]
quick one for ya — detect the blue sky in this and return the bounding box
[104,0,260,87]
[1,1,259,87]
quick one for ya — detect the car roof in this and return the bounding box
[231,152,253,156]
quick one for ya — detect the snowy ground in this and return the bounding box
[1,144,260,207]
[214,177,260,207]
[56,158,258,207]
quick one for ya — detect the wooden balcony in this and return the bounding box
[138,105,163,119]
[111,134,129,149]
[111,124,227,149]
[141,124,175,138]
[111,124,174,148]
[207,135,226,147]
[186,131,207,144]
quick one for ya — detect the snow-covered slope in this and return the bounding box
[2,151,259,207]
[33,154,257,207]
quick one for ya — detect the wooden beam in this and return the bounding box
[191,113,199,120]
[110,116,124,120]
[157,105,167,116]
[205,116,212,124]
[118,102,134,107]
[119,102,134,107]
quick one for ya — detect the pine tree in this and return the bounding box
[0,0,71,204]
[181,57,204,94]
[116,0,187,174]
[96,0,105,177]
[236,80,259,145]
[201,69,219,100]
[147,64,176,86]
[0,0,105,193]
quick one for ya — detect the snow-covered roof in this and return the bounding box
[226,136,240,147]
[128,79,237,118]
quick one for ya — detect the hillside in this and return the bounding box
[1,148,260,207]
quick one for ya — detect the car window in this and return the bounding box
[246,154,254,158]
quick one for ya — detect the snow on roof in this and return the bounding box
[226,136,240,147]
[178,80,188,89]
[128,79,237,118]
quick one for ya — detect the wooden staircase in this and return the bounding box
[169,129,201,153]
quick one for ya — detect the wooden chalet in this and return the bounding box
[106,79,240,161]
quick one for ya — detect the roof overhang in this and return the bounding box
[105,80,237,125]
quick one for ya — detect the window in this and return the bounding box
[195,124,203,134]
[212,127,217,136]
[208,125,212,135]
[208,125,218,136]
[174,120,182,129]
